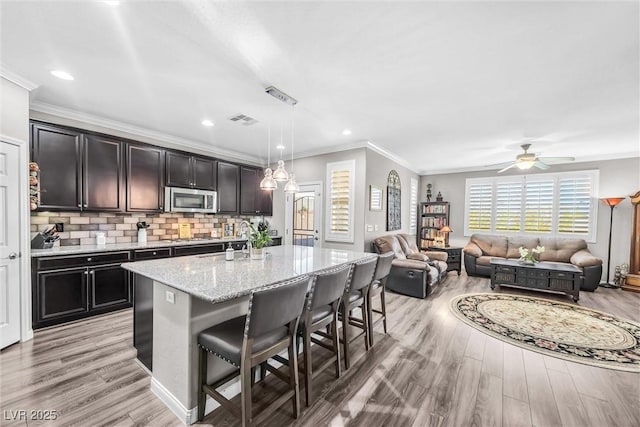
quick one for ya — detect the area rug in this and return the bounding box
[450,293,640,372]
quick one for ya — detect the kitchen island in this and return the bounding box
[121,245,375,424]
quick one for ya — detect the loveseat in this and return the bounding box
[372,233,448,298]
[463,234,603,291]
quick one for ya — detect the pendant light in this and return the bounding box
[259,126,277,191]
[272,126,290,182]
[284,105,300,194]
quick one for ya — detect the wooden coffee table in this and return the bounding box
[490,259,581,302]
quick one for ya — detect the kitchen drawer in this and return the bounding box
[134,248,172,260]
[174,243,225,257]
[229,241,247,251]
[37,251,131,270]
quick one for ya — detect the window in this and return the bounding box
[464,170,599,242]
[326,160,355,242]
[409,177,418,234]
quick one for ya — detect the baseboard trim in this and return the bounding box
[150,377,193,425]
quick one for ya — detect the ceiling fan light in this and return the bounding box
[517,160,535,170]
[284,174,299,193]
[272,159,289,182]
[259,168,277,191]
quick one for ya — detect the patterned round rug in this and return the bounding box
[450,293,640,372]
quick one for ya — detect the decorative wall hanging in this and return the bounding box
[387,170,401,231]
[369,185,383,211]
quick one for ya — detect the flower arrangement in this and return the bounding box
[518,245,545,264]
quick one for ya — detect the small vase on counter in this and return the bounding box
[136,221,149,244]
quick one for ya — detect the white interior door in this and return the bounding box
[0,141,21,349]
[285,182,322,247]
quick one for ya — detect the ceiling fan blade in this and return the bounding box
[498,163,517,173]
[484,161,513,168]
[534,161,550,170]
[537,156,575,162]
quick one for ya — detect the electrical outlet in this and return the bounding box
[165,291,175,304]
[374,225,379,231]
[366,224,373,232]
[55,223,64,232]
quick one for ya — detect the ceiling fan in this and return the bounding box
[488,143,575,173]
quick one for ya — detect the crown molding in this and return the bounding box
[365,141,420,174]
[420,151,640,176]
[0,66,39,91]
[29,101,263,166]
[293,140,420,175]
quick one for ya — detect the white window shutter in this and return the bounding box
[466,182,493,233]
[558,175,592,236]
[495,181,522,232]
[409,177,418,234]
[325,160,355,243]
[524,179,554,233]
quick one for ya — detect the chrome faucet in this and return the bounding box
[237,221,251,241]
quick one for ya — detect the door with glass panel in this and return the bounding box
[288,183,322,247]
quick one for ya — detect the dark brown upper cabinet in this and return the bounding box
[240,166,272,216]
[83,135,124,211]
[30,122,124,211]
[216,161,239,214]
[165,151,216,190]
[126,144,165,212]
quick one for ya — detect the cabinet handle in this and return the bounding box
[83,203,88,208]
[89,270,94,275]
[152,251,157,255]
[84,271,88,275]
[87,257,92,262]
[78,204,82,208]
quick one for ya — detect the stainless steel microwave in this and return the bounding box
[164,187,217,213]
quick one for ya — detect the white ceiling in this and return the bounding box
[1,0,638,174]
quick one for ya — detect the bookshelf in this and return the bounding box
[418,201,450,249]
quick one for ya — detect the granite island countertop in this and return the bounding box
[30,237,282,258]
[121,245,376,303]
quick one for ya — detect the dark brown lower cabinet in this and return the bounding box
[90,264,130,310]
[32,253,131,329]
[36,267,89,323]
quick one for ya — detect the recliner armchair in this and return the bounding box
[372,233,448,299]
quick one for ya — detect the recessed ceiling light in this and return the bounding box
[201,119,215,127]
[276,144,285,150]
[342,129,352,136]
[50,70,74,81]
[103,1,120,5]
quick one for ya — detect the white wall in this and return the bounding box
[364,149,420,251]
[271,148,367,251]
[1,78,30,141]
[420,157,640,281]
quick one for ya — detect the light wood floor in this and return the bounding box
[1,273,639,427]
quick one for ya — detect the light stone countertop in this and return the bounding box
[30,237,281,258]
[121,245,377,303]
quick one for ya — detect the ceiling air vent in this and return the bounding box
[228,114,259,126]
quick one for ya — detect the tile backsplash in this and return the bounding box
[31,211,254,246]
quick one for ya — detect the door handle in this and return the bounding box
[8,252,18,260]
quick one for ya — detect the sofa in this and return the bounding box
[463,234,603,291]
[372,233,448,298]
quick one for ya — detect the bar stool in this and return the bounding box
[367,251,394,347]
[300,263,352,406]
[340,256,378,369]
[197,275,310,426]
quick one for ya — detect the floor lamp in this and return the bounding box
[600,197,625,288]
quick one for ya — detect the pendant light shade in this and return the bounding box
[259,167,277,191]
[273,159,289,182]
[260,126,277,191]
[284,173,299,193]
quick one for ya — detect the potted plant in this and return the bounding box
[249,222,272,259]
